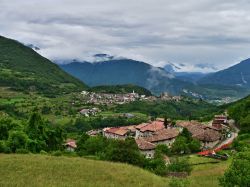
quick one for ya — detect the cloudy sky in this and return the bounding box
[1,0,250,72]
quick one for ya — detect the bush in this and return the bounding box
[8,130,28,153]
[40,150,48,155]
[155,144,170,157]
[16,148,29,154]
[0,140,8,153]
[145,158,167,176]
[169,177,190,187]
[51,150,62,156]
[167,157,192,175]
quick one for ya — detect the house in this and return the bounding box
[135,120,165,138]
[176,120,222,148]
[79,108,100,117]
[144,128,179,147]
[86,129,102,136]
[103,125,136,140]
[193,129,221,148]
[135,139,156,158]
[212,115,228,130]
[65,139,77,152]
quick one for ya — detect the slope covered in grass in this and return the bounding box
[0,154,169,187]
[0,36,87,96]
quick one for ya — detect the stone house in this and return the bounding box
[135,139,156,158]
[144,128,179,147]
[135,120,165,138]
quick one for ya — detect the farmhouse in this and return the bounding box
[193,128,221,148]
[65,139,77,152]
[135,139,156,158]
[135,120,165,138]
[176,120,222,148]
[144,128,179,147]
[103,125,136,140]
[212,115,228,130]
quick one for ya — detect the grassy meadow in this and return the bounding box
[0,154,230,187]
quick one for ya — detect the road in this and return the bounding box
[214,119,239,149]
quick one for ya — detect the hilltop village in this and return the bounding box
[79,91,182,105]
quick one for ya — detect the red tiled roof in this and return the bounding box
[139,121,165,132]
[65,139,77,148]
[144,128,179,143]
[135,123,149,130]
[104,127,129,136]
[136,139,156,150]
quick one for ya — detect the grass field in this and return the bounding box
[188,155,230,187]
[0,154,169,187]
[0,154,230,187]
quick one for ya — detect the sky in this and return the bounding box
[1,0,250,72]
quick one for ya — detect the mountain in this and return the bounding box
[198,58,250,88]
[174,72,207,83]
[59,58,195,95]
[163,62,217,83]
[0,36,87,96]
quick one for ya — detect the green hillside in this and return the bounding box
[0,154,169,187]
[0,36,87,97]
[89,84,152,96]
[0,154,231,187]
[227,94,250,133]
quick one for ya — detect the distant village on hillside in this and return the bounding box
[79,91,182,105]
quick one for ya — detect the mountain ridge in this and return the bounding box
[0,35,87,96]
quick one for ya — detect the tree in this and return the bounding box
[171,136,190,154]
[26,112,46,140]
[180,128,192,142]
[188,139,201,153]
[105,138,145,167]
[155,144,170,158]
[76,133,90,152]
[8,130,28,152]
[219,151,250,187]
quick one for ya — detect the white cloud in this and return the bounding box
[1,0,250,72]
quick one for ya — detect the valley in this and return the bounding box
[0,35,249,187]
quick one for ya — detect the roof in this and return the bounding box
[176,120,222,142]
[65,139,77,148]
[104,127,129,136]
[144,128,179,143]
[137,121,165,132]
[193,129,221,142]
[135,123,149,129]
[136,139,156,150]
[176,120,202,128]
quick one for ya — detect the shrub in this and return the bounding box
[167,157,192,175]
[16,148,29,154]
[40,150,48,155]
[169,177,190,187]
[52,150,62,156]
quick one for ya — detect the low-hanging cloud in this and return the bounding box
[1,0,250,71]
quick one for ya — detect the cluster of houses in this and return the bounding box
[79,107,100,117]
[79,91,183,105]
[80,91,142,105]
[65,114,230,159]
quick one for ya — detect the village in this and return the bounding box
[79,91,182,106]
[66,114,234,159]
